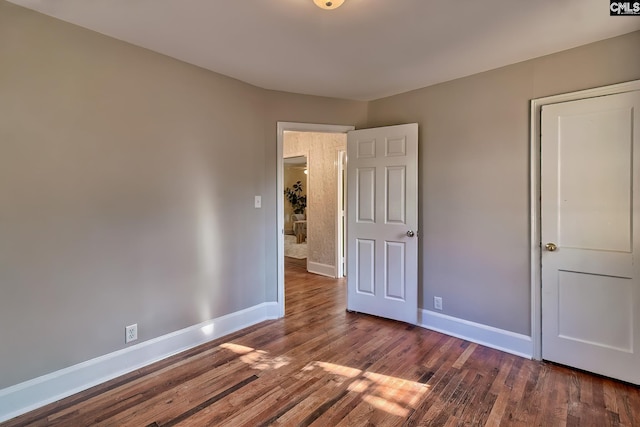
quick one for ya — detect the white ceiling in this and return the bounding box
[8,0,640,101]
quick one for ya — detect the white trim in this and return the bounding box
[0,302,278,423]
[530,79,640,360]
[265,301,280,319]
[419,310,533,359]
[277,122,355,317]
[336,149,347,278]
[307,261,337,278]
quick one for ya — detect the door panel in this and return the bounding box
[557,271,632,352]
[347,124,418,324]
[356,239,375,295]
[386,166,406,224]
[541,91,640,384]
[356,168,376,223]
[385,241,406,300]
[557,108,632,252]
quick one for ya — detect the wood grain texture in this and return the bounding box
[3,266,640,426]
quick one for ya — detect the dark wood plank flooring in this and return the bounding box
[285,256,307,271]
[3,266,640,426]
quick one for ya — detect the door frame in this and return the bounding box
[529,79,640,360]
[277,122,355,317]
[336,149,347,278]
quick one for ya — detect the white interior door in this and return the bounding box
[347,124,418,324]
[541,91,640,384]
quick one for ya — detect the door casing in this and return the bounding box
[529,79,640,360]
[336,149,347,278]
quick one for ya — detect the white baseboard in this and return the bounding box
[307,261,336,278]
[265,301,280,319]
[0,302,279,423]
[419,309,533,359]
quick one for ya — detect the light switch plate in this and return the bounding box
[254,196,262,208]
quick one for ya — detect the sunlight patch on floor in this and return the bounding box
[310,361,361,378]
[305,360,430,417]
[220,344,429,417]
[220,343,254,354]
[220,343,290,370]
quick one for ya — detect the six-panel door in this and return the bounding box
[347,124,418,324]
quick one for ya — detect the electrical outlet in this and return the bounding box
[434,296,443,311]
[125,324,138,343]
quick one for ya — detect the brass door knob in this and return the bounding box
[545,243,557,252]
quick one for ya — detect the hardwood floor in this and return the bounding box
[4,267,640,426]
[285,256,307,271]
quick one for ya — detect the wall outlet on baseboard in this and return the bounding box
[125,324,138,343]
[434,296,443,311]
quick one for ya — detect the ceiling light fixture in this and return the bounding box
[313,0,345,10]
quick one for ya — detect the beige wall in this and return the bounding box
[0,1,368,389]
[284,132,346,267]
[0,0,262,388]
[367,30,640,335]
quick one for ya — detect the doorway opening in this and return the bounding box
[276,122,354,318]
[284,156,308,266]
